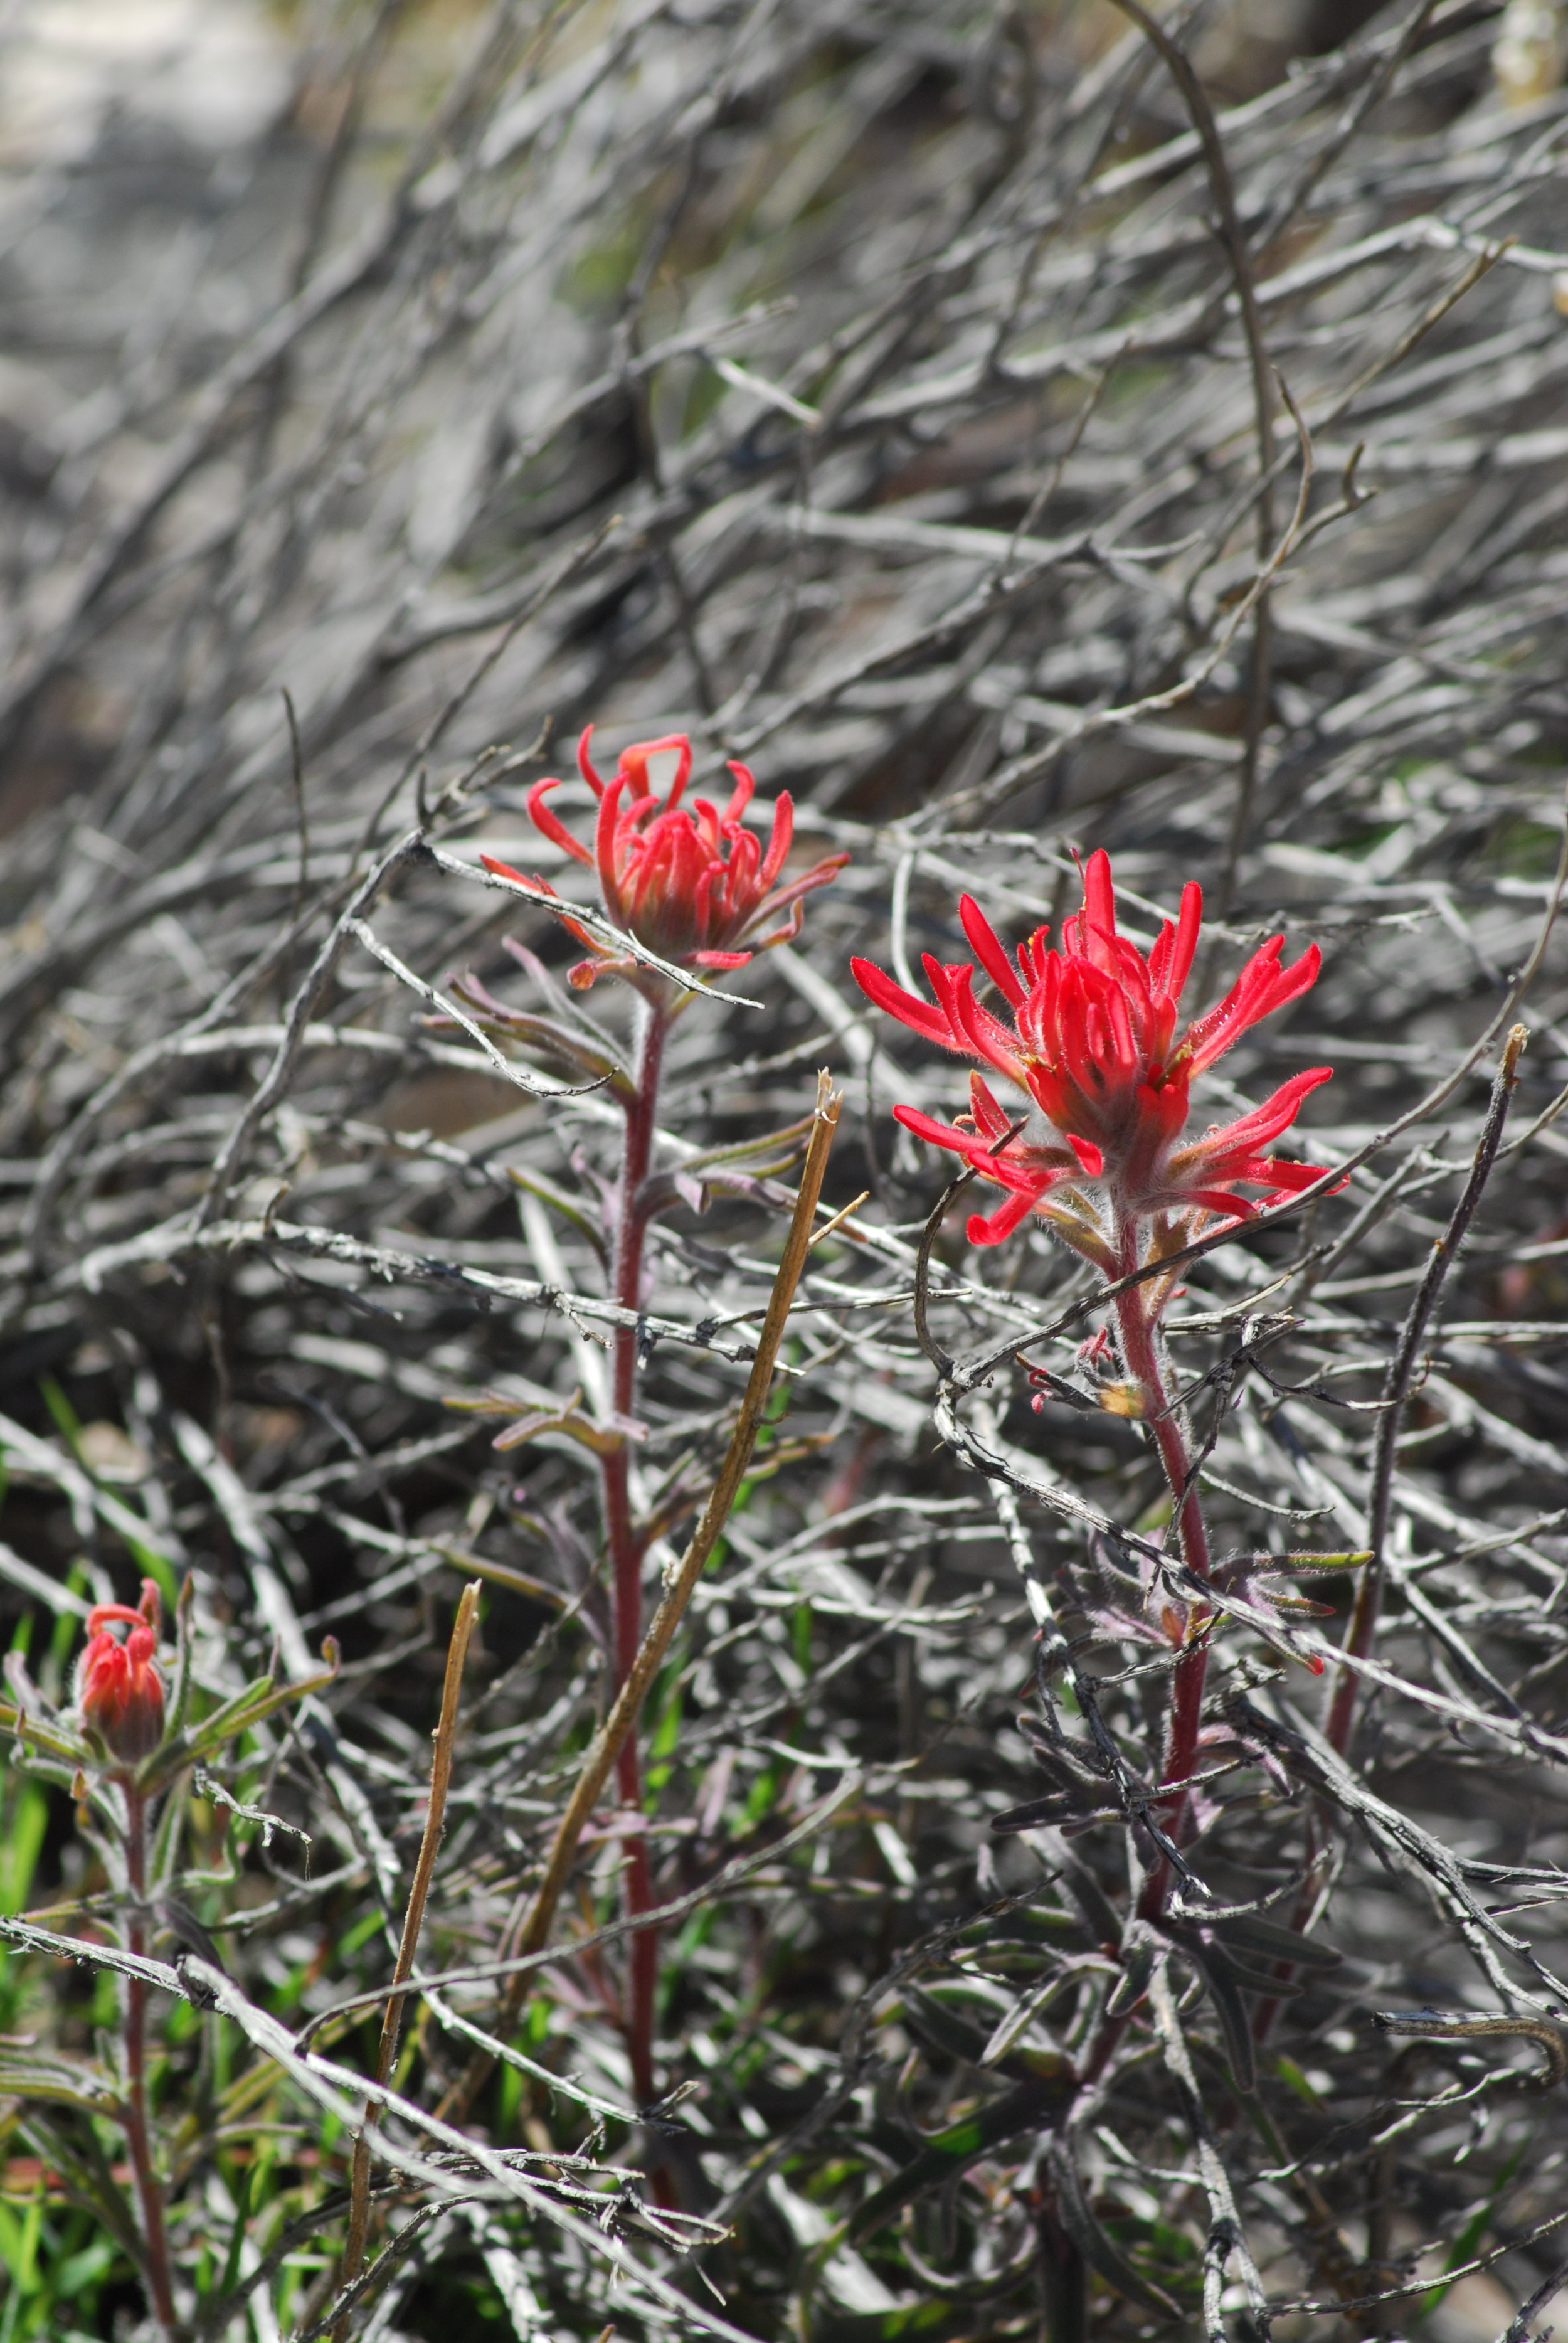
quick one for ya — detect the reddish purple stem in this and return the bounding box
[1113,1218,1213,1921]
[1076,1221,1214,2086]
[601,1002,667,2107]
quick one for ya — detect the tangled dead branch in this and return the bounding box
[2,1,1568,2337]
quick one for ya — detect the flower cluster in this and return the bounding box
[483,728,847,1000]
[75,1579,165,1770]
[853,850,1332,1260]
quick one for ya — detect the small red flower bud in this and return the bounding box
[482,727,847,1001]
[77,1578,165,1769]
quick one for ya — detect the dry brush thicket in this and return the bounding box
[2,0,1568,2337]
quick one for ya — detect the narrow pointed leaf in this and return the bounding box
[1049,2135,1181,2320]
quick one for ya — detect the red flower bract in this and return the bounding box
[482,728,847,999]
[852,850,1333,1258]
[77,1578,165,1768]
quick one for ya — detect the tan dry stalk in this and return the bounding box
[332,1578,481,2339]
[438,1068,843,2124]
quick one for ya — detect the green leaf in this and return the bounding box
[1275,2055,1324,2107]
[1049,2135,1181,2320]
[216,2155,255,2302]
[1421,2145,1525,2315]
[0,2054,120,2114]
[0,1780,49,1916]
[1214,1913,1341,1969]
[1106,1933,1155,2019]
[849,2073,1074,2239]
[1168,1930,1258,2091]
[1057,1859,1122,1951]
[161,1645,339,1775]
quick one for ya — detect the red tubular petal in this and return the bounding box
[723,825,760,911]
[481,853,556,900]
[958,895,1025,1007]
[1266,938,1322,1014]
[577,725,607,797]
[692,948,753,967]
[757,787,793,890]
[1178,945,1277,1068]
[851,957,959,1048]
[621,733,692,809]
[594,778,630,924]
[1082,848,1116,936]
[1180,1068,1333,1173]
[1173,1187,1257,1221]
[1149,881,1203,1002]
[550,911,601,950]
[724,759,758,827]
[691,860,718,947]
[748,903,806,952]
[1182,937,1322,1072]
[526,778,595,866]
[942,966,1029,1084]
[691,797,721,853]
[966,1072,1015,1138]
[1172,881,1203,992]
[1246,1154,1345,1195]
[1103,981,1136,1072]
[1067,1132,1104,1176]
[743,852,850,945]
[657,819,709,945]
[1017,926,1051,987]
[967,1187,1040,1245]
[893,1101,983,1154]
[1135,1078,1190,1144]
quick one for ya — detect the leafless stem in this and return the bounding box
[334,1580,480,2339]
[1328,1026,1528,1753]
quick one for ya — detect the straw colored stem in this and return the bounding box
[333,1580,480,2339]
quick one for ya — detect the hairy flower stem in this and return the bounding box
[602,999,667,2105]
[122,1787,177,2337]
[1073,1235,1217,2093]
[1112,1220,1213,1925]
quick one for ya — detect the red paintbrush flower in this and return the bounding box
[77,1579,164,1769]
[482,728,847,999]
[852,850,1333,1260]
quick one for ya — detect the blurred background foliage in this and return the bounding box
[1,0,1567,2338]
